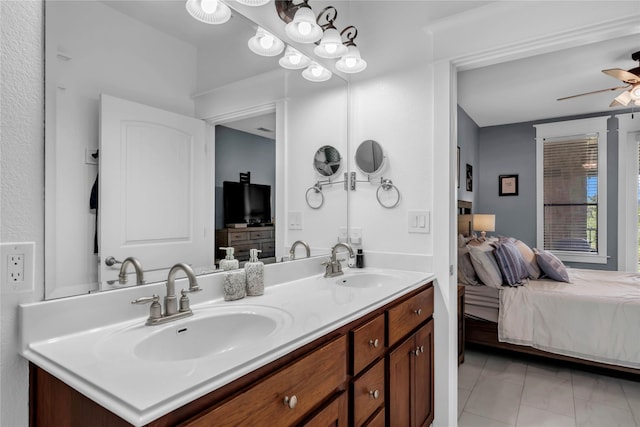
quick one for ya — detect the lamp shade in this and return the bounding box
[335,45,367,73]
[236,0,270,5]
[314,28,347,58]
[248,27,284,56]
[279,45,311,69]
[185,0,231,24]
[472,214,495,233]
[285,7,323,43]
[302,62,332,82]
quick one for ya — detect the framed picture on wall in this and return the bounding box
[499,174,518,196]
[466,164,472,192]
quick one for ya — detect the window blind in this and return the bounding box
[543,136,598,253]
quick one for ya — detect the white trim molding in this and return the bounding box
[534,116,610,264]
[617,113,640,272]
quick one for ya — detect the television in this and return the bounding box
[223,181,272,226]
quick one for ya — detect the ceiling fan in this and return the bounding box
[558,50,640,107]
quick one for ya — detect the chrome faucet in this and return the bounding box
[289,240,311,260]
[323,242,355,278]
[118,256,145,286]
[131,263,202,325]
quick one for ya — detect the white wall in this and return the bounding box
[46,1,197,298]
[1,2,45,425]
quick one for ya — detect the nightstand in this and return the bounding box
[458,284,465,365]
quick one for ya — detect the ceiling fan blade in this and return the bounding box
[602,68,640,84]
[609,90,632,107]
[557,85,630,101]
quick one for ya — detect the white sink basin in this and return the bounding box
[335,272,399,288]
[96,305,292,363]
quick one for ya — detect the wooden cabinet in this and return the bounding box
[387,321,434,427]
[29,282,434,427]
[215,226,275,263]
[458,285,465,365]
[183,336,347,427]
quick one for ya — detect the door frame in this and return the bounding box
[617,113,640,271]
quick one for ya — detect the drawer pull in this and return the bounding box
[283,395,298,409]
[414,308,422,316]
[420,345,425,353]
[369,389,380,400]
[369,338,379,348]
[414,347,422,356]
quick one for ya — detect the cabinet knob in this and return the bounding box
[283,395,298,409]
[369,338,379,348]
[420,345,425,353]
[369,389,380,399]
[414,308,422,315]
[414,347,421,356]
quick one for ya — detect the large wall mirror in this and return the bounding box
[44,0,349,299]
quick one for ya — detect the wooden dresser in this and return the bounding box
[458,284,465,365]
[215,226,275,264]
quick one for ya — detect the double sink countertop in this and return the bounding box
[20,259,433,426]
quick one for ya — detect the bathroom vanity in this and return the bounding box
[22,266,434,426]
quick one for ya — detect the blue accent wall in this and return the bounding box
[215,125,275,229]
[473,112,620,271]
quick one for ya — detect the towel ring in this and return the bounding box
[305,183,325,209]
[376,178,400,208]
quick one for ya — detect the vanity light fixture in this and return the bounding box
[185,0,231,24]
[279,45,311,69]
[302,61,332,82]
[248,27,285,56]
[335,26,367,73]
[313,7,347,59]
[280,1,323,43]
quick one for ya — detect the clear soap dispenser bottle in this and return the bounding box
[245,249,264,296]
[219,247,239,271]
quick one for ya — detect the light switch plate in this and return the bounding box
[288,211,303,230]
[338,226,348,243]
[351,227,362,245]
[408,211,430,234]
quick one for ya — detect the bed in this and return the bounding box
[458,200,640,376]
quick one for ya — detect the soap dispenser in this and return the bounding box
[223,268,246,301]
[245,249,264,296]
[219,247,239,271]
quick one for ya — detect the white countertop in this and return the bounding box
[20,264,433,426]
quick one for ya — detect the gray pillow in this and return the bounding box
[492,241,529,286]
[458,247,480,286]
[533,249,570,282]
[468,244,503,288]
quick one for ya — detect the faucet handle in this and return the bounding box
[131,295,161,321]
[183,285,202,293]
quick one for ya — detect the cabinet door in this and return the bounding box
[301,392,348,427]
[387,333,415,427]
[414,321,434,427]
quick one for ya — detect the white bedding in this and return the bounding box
[498,268,640,369]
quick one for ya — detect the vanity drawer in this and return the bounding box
[250,229,273,240]
[351,313,385,374]
[364,408,385,427]
[387,285,433,347]
[184,336,347,427]
[352,359,385,426]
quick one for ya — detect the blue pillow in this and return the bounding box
[533,249,570,282]
[492,241,529,286]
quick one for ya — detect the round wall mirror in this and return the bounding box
[313,145,342,177]
[355,140,386,176]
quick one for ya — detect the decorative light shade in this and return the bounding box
[612,90,632,107]
[335,45,367,73]
[302,62,332,82]
[314,28,347,59]
[279,45,311,69]
[186,0,231,24]
[236,0,270,5]
[631,85,640,99]
[285,7,323,43]
[248,27,284,56]
[472,214,495,239]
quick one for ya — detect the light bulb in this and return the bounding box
[260,35,274,49]
[325,43,337,54]
[345,56,357,68]
[298,21,311,36]
[290,54,301,65]
[311,66,322,77]
[201,0,218,14]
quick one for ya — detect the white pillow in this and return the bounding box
[468,244,503,288]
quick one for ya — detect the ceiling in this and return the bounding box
[458,34,640,128]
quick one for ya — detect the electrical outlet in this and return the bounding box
[2,242,35,293]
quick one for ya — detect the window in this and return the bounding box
[535,117,608,264]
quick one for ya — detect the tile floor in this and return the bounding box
[458,348,640,427]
